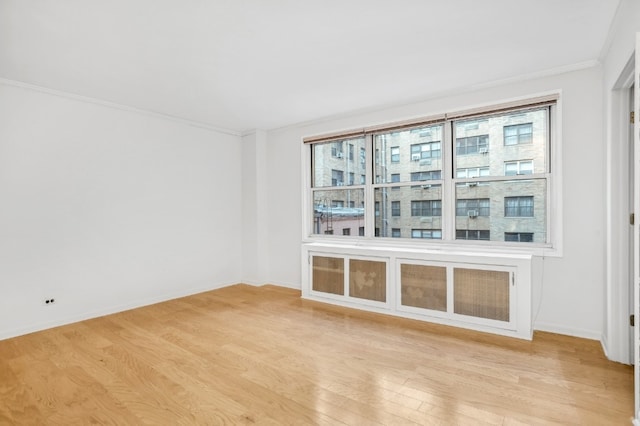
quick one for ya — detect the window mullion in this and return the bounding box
[365,133,375,238]
[442,120,455,242]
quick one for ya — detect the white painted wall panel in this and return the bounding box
[0,83,242,339]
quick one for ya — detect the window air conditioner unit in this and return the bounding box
[467,182,478,187]
[412,154,421,161]
[479,147,489,154]
[336,153,343,158]
[467,210,479,218]
[421,184,432,189]
[337,182,344,186]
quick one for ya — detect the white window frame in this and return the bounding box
[302,93,563,257]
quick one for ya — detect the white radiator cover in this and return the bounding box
[301,242,533,340]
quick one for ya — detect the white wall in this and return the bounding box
[602,0,640,363]
[0,82,243,340]
[264,65,605,339]
[241,130,269,285]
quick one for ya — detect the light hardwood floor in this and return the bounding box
[0,284,633,425]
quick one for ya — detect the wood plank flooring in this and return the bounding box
[0,284,633,425]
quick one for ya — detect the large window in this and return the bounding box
[307,99,554,247]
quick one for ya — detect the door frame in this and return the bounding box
[634,32,640,423]
[607,54,635,365]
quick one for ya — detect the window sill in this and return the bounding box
[302,235,560,258]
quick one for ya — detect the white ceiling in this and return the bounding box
[0,0,621,134]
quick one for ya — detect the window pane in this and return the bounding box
[313,137,367,188]
[455,179,546,243]
[454,108,547,178]
[373,124,444,184]
[374,185,442,239]
[312,189,364,236]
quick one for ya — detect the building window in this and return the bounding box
[463,120,480,130]
[390,173,400,190]
[456,199,490,216]
[505,232,533,242]
[331,169,344,186]
[391,228,401,238]
[456,135,488,155]
[504,196,534,217]
[456,167,490,179]
[308,100,554,246]
[391,201,401,217]
[504,160,533,176]
[348,144,354,161]
[411,200,441,217]
[410,142,441,161]
[331,142,344,158]
[342,228,351,236]
[332,200,344,208]
[456,230,490,240]
[411,229,442,239]
[504,123,533,145]
[390,146,400,163]
[410,171,442,182]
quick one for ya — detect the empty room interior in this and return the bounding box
[2,0,640,424]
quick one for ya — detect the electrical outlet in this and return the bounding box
[44,298,55,305]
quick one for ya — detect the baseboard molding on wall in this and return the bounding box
[266,281,301,290]
[534,322,602,341]
[0,280,238,341]
[241,280,266,287]
[600,334,610,359]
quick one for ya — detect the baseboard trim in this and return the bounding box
[601,333,610,359]
[241,280,267,287]
[533,322,601,341]
[0,280,238,341]
[265,280,301,290]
